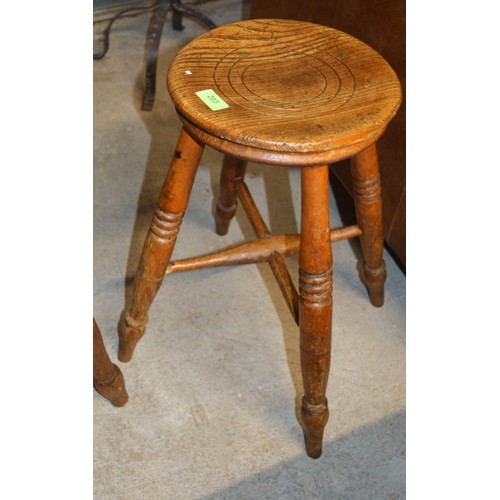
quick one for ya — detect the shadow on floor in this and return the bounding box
[201,410,406,499]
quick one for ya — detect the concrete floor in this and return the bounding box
[93,1,406,497]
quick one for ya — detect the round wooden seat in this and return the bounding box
[167,19,401,165]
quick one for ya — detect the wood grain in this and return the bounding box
[168,19,401,162]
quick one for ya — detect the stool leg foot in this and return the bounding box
[119,128,203,361]
[94,318,128,406]
[350,144,387,307]
[118,312,147,362]
[299,165,333,459]
[301,397,329,458]
[362,261,386,307]
[214,155,247,235]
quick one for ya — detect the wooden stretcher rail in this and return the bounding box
[165,180,362,324]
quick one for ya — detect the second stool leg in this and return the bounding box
[350,143,387,307]
[94,318,128,407]
[118,128,204,362]
[214,155,247,235]
[299,165,333,459]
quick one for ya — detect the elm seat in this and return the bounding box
[167,19,401,164]
[118,19,401,459]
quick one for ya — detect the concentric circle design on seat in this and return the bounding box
[213,46,355,113]
[167,19,401,160]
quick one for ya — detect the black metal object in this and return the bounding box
[171,0,217,31]
[142,0,170,111]
[93,1,160,61]
[93,0,216,111]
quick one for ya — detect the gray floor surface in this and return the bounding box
[93,1,406,497]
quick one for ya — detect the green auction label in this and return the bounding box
[195,89,229,111]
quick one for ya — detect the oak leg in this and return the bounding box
[214,155,247,235]
[94,318,128,406]
[350,143,387,307]
[299,165,333,459]
[118,128,204,361]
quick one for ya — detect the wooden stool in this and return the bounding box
[94,318,128,407]
[118,19,401,458]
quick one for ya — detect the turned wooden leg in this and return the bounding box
[350,143,387,307]
[94,318,128,406]
[299,165,333,459]
[118,128,204,361]
[214,155,247,235]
